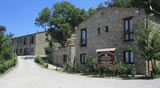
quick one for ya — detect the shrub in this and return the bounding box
[115,61,128,75]
[102,67,114,75]
[0,53,17,73]
[35,56,43,64]
[0,64,5,73]
[45,64,48,68]
[0,27,17,74]
[86,55,98,72]
[128,64,136,77]
[64,63,73,72]
[34,56,48,68]
[115,61,136,77]
[64,62,84,73]
[152,65,160,77]
[73,63,84,73]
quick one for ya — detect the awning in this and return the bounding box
[96,48,116,52]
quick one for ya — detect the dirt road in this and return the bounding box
[0,56,159,88]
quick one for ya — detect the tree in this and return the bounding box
[88,8,96,16]
[35,1,88,47]
[0,27,14,60]
[0,26,6,33]
[105,0,132,8]
[0,26,17,73]
[105,0,160,10]
[133,18,160,75]
[98,3,105,8]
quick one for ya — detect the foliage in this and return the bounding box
[73,63,84,73]
[34,56,48,68]
[64,63,73,72]
[44,46,53,55]
[63,56,136,77]
[64,62,86,73]
[0,54,17,73]
[152,65,160,77]
[88,8,97,16]
[0,26,17,73]
[105,0,160,10]
[133,19,160,61]
[0,25,6,33]
[35,1,88,47]
[86,55,98,72]
[64,55,98,73]
[105,0,135,8]
[115,61,136,77]
[98,3,105,8]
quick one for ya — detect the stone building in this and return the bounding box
[75,8,160,75]
[47,34,76,67]
[12,31,49,56]
[48,46,75,67]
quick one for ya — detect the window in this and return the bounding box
[17,39,19,44]
[46,38,49,41]
[31,36,34,44]
[16,49,18,54]
[97,28,101,34]
[24,48,29,55]
[105,26,109,32]
[63,55,67,63]
[20,49,22,53]
[24,37,26,45]
[31,48,33,52]
[80,29,87,46]
[124,51,134,64]
[101,11,104,15]
[80,54,87,64]
[24,48,27,55]
[124,18,133,41]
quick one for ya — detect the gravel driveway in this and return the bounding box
[0,56,160,88]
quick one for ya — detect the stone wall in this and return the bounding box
[75,8,148,75]
[12,34,36,55]
[35,32,48,56]
[12,31,48,56]
[48,47,75,67]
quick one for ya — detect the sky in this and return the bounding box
[0,0,107,37]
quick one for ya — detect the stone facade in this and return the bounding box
[75,8,160,75]
[12,31,49,56]
[47,34,76,67]
[48,47,75,67]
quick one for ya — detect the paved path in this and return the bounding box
[0,56,160,88]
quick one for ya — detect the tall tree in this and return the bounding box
[133,18,160,75]
[0,26,6,33]
[105,0,160,10]
[0,26,17,73]
[105,0,132,8]
[35,1,88,47]
[98,3,105,8]
[88,8,96,16]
